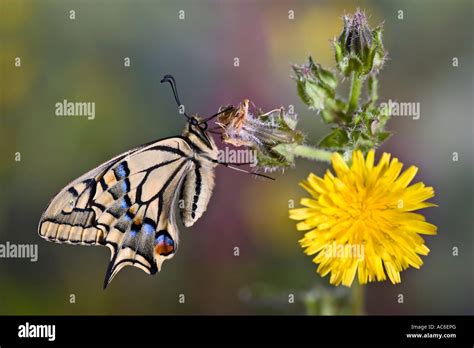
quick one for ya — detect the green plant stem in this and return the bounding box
[347,71,362,115]
[293,145,333,162]
[351,282,365,315]
[368,74,378,105]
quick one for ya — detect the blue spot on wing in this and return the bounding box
[143,223,154,235]
[155,235,174,247]
[121,180,129,192]
[166,237,174,246]
[116,164,127,179]
[121,199,129,209]
[130,231,137,238]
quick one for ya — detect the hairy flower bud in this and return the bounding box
[334,9,385,76]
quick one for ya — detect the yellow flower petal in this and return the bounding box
[288,208,315,220]
[395,166,418,188]
[365,149,375,170]
[331,152,349,177]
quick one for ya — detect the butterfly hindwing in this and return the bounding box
[102,154,192,287]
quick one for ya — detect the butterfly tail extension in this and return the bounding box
[103,236,158,289]
[102,203,160,288]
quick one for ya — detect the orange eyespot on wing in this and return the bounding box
[154,230,175,256]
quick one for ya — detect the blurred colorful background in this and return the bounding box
[0,0,472,315]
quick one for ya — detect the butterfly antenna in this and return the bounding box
[160,74,192,120]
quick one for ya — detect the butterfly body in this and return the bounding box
[39,117,219,287]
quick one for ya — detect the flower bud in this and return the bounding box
[334,9,385,76]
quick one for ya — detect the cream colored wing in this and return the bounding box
[38,137,195,287]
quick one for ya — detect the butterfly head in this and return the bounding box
[183,115,216,150]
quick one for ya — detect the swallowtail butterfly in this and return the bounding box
[38,75,268,288]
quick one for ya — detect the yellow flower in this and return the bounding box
[289,150,437,287]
